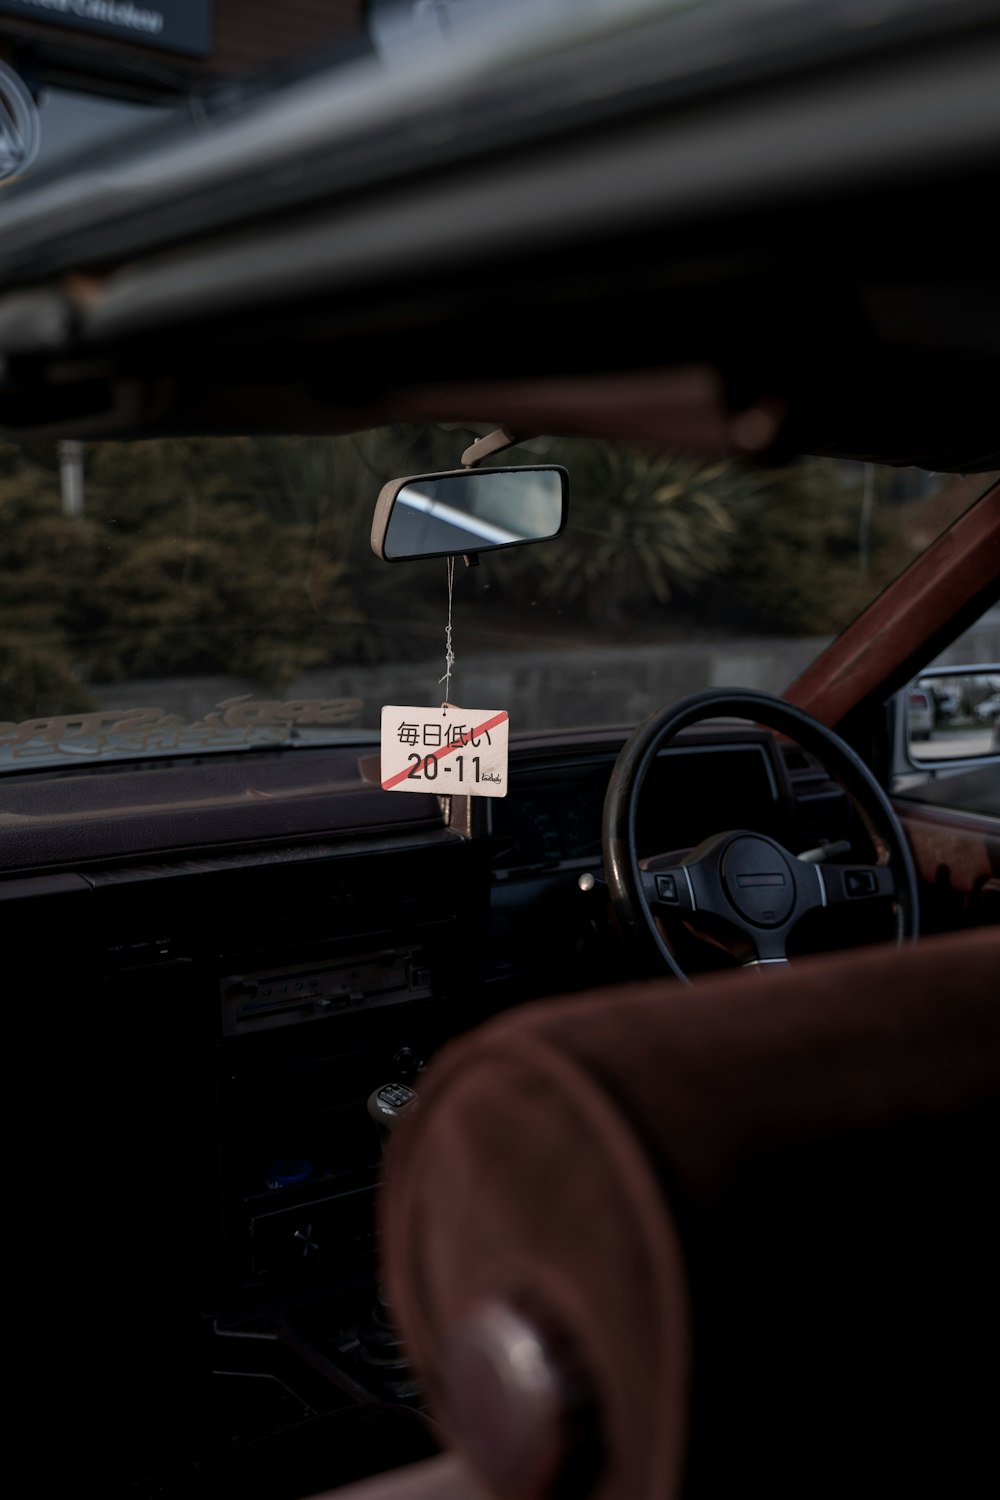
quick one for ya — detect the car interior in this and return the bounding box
[1,2,998,1498]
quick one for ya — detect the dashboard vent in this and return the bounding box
[781,743,853,850]
[783,748,810,772]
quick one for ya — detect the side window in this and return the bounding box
[894,604,1000,817]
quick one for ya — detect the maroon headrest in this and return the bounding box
[384,927,1000,1500]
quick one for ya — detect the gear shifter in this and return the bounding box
[358,1081,421,1400]
[367,1081,419,1139]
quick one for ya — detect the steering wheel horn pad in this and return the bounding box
[721,834,796,927]
[602,690,919,982]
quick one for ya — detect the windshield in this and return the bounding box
[0,427,991,771]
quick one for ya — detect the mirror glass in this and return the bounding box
[379,467,565,560]
[906,669,1000,761]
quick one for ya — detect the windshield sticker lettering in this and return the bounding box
[0,697,363,763]
[381,704,509,797]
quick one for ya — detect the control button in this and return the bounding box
[845,869,878,897]
[393,1047,418,1078]
[656,873,678,903]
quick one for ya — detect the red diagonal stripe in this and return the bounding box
[382,710,508,790]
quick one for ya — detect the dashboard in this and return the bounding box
[491,741,782,875]
[5,724,862,1492]
[8,727,856,1289]
[7,727,863,1284]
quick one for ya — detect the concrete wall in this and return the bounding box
[91,610,999,734]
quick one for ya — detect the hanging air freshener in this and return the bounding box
[380,702,509,797]
[381,558,509,796]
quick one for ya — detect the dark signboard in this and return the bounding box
[0,0,214,59]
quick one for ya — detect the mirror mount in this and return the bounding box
[460,426,533,469]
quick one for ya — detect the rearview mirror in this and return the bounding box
[371,465,568,562]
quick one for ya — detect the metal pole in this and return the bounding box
[59,439,85,518]
[858,461,874,575]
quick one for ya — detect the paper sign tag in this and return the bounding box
[381,704,509,797]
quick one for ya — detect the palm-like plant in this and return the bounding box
[491,443,746,628]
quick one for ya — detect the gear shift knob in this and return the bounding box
[360,1080,422,1399]
[368,1081,418,1143]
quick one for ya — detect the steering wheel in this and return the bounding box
[602,690,919,981]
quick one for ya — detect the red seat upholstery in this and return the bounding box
[378,927,1000,1500]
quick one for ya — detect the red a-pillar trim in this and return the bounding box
[786,480,1000,727]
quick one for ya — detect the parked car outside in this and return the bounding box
[974,691,1000,724]
[907,687,935,741]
